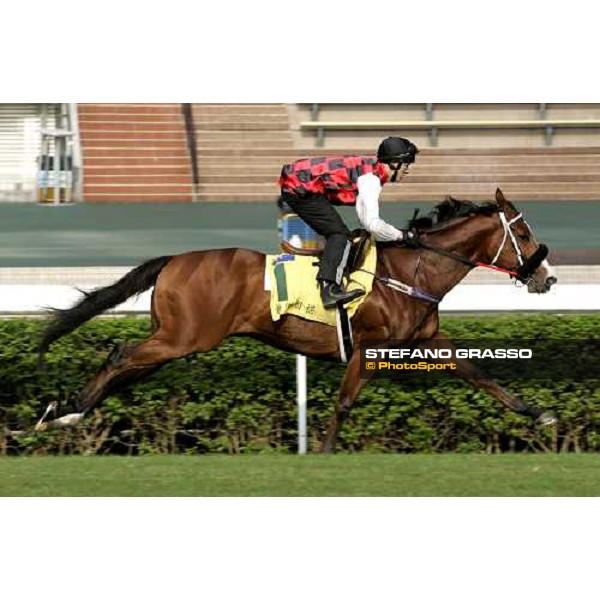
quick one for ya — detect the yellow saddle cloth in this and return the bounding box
[266,238,377,327]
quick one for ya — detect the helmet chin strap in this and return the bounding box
[389,162,402,182]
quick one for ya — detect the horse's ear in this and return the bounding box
[495,187,508,208]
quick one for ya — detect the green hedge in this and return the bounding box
[1,314,599,455]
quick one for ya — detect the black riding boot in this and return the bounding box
[320,280,365,309]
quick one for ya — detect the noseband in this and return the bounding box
[515,244,548,283]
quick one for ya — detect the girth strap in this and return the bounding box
[336,306,354,363]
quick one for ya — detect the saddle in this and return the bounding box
[280,229,371,277]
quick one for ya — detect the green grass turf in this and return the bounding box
[1,454,599,496]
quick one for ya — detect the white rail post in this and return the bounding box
[296,354,307,454]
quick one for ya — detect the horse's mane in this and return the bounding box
[407,197,499,232]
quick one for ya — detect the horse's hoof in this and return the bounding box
[35,401,58,432]
[537,411,558,426]
[319,442,336,454]
[35,412,85,432]
[54,412,85,428]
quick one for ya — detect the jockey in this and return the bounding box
[278,136,419,308]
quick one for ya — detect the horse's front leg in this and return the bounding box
[321,352,374,453]
[430,332,557,425]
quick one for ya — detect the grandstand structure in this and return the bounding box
[196,103,600,202]
[0,102,599,316]
[2,103,600,204]
[78,103,194,203]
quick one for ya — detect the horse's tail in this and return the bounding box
[38,255,172,363]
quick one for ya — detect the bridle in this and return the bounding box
[360,208,550,306]
[413,209,549,285]
[491,211,526,267]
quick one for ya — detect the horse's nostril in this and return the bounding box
[546,276,557,287]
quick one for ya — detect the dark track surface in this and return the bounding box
[0,201,597,267]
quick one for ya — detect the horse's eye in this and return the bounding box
[517,233,530,242]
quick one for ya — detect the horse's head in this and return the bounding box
[486,188,557,294]
[405,189,557,295]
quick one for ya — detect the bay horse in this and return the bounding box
[36,188,557,452]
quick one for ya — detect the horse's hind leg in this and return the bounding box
[80,337,177,410]
[36,334,188,431]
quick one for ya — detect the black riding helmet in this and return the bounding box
[377,137,419,182]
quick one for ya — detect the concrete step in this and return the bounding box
[192,111,289,120]
[193,113,288,121]
[411,146,600,155]
[84,157,190,167]
[85,184,193,194]
[84,149,188,158]
[198,181,600,195]
[289,145,600,156]
[86,174,193,184]
[199,181,600,199]
[391,181,600,193]
[193,121,289,131]
[196,151,600,162]
[196,142,294,151]
[85,166,192,176]
[79,103,181,115]
[197,193,279,202]
[197,172,600,184]
[80,123,183,133]
[198,183,279,195]
[192,104,287,115]
[79,113,183,124]
[197,156,600,171]
[416,155,600,166]
[194,130,293,141]
[399,174,600,184]
[81,131,186,140]
[196,163,600,177]
[197,157,284,166]
[85,193,193,203]
[197,167,283,176]
[197,190,600,202]
[409,165,600,175]
[199,145,600,157]
[199,175,281,183]
[79,103,193,204]
[214,145,600,155]
[196,148,298,157]
[82,140,186,149]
